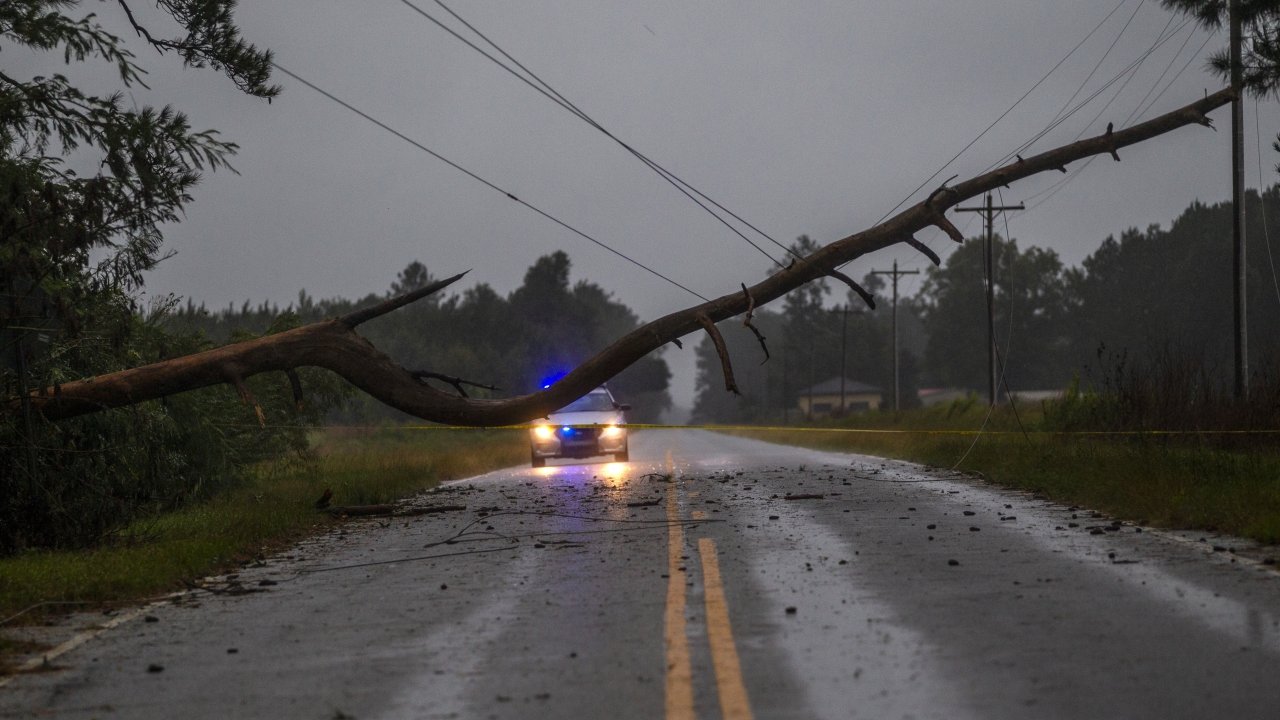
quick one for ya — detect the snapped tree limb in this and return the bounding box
[5,88,1235,426]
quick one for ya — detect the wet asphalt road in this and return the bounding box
[4,429,1280,719]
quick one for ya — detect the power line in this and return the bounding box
[1122,22,1198,126]
[990,12,1187,178]
[270,63,709,302]
[399,0,789,266]
[1131,29,1217,123]
[1016,23,1212,215]
[988,0,1148,173]
[858,0,1135,237]
[1070,12,1180,140]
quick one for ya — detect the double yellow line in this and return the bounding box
[664,451,754,720]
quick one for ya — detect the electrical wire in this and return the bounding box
[988,0,1148,173]
[1122,22,1198,126]
[270,63,709,302]
[399,0,787,266]
[1071,13,1180,140]
[855,0,1135,244]
[1016,23,1212,215]
[1131,30,1217,123]
[1002,12,1187,174]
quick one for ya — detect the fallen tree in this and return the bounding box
[5,87,1234,426]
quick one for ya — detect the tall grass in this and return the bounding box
[1046,347,1280,438]
[728,351,1280,544]
[0,428,526,621]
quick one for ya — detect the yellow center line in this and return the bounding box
[698,537,755,720]
[692,510,707,521]
[665,456,694,720]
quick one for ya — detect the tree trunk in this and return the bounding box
[5,88,1235,426]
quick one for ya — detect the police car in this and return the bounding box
[530,387,630,467]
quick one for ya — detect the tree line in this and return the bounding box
[692,186,1280,422]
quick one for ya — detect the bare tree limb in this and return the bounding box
[902,236,942,266]
[697,313,739,395]
[229,373,265,427]
[827,269,877,310]
[740,283,770,364]
[410,371,499,398]
[4,88,1235,426]
[340,271,470,328]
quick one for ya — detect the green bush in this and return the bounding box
[0,310,348,553]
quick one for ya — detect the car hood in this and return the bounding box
[544,411,625,427]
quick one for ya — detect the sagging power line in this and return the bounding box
[270,63,709,303]
[400,0,793,267]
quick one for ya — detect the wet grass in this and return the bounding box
[726,399,1280,545]
[0,428,526,624]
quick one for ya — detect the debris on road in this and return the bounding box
[323,503,467,518]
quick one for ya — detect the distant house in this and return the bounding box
[917,387,968,407]
[795,377,882,417]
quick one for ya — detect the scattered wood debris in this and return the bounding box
[323,504,466,518]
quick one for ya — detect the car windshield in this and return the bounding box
[557,393,615,413]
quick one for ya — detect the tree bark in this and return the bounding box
[6,87,1235,426]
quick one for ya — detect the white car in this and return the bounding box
[530,387,630,467]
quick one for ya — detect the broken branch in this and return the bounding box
[6,88,1235,426]
[739,283,770,363]
[340,271,469,328]
[697,313,739,395]
[903,236,942,267]
[410,371,499,398]
[827,269,877,310]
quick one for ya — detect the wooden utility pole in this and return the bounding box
[1231,0,1249,399]
[871,259,919,412]
[807,331,815,420]
[839,304,848,415]
[957,193,1023,405]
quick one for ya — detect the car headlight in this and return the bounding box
[533,425,555,440]
[600,424,624,438]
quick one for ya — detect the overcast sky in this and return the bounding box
[13,1,1274,406]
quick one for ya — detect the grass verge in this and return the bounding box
[725,401,1280,545]
[0,427,526,624]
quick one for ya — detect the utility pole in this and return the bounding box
[782,344,789,425]
[1231,0,1249,399]
[807,331,815,420]
[871,259,919,412]
[839,304,848,416]
[956,193,1023,405]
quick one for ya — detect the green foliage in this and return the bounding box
[1,0,282,553]
[0,428,527,620]
[0,308,349,552]
[1162,0,1280,97]
[1066,188,1280,374]
[919,234,1072,391]
[1043,346,1280,436]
